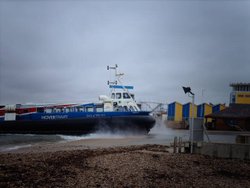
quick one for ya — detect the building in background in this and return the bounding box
[205,83,250,130]
[182,102,197,121]
[167,102,183,121]
[230,83,250,104]
[212,104,226,113]
[165,83,250,130]
[166,102,186,129]
[166,102,227,129]
[206,104,250,131]
[197,103,213,122]
[197,103,212,118]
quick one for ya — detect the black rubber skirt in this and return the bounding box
[0,116,155,135]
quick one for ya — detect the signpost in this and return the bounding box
[182,86,195,154]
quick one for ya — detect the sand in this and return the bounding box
[1,139,250,187]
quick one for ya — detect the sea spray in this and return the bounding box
[59,132,125,141]
[149,119,189,143]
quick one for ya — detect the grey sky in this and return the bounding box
[0,0,249,106]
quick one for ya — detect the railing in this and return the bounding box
[139,101,167,113]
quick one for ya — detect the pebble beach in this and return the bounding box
[1,138,250,188]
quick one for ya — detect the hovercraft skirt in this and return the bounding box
[0,116,155,135]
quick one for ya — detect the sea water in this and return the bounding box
[0,134,63,152]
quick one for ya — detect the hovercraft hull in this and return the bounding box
[0,115,155,135]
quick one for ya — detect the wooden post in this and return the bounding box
[173,136,177,153]
[178,137,182,153]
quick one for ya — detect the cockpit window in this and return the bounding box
[123,93,130,99]
[111,93,115,99]
[86,107,94,112]
[131,94,135,99]
[116,93,121,99]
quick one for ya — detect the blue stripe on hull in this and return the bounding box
[16,111,150,121]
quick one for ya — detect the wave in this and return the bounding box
[0,144,32,152]
[59,132,125,141]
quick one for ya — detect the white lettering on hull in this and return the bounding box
[41,115,68,120]
[86,114,106,118]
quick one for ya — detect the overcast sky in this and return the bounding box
[0,0,249,106]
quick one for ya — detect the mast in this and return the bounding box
[107,64,132,97]
[107,65,140,111]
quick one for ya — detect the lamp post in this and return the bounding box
[182,86,195,154]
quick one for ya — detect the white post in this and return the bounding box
[182,86,195,153]
[190,94,195,154]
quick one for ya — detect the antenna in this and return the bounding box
[107,81,117,85]
[106,65,139,111]
[107,64,124,85]
[107,64,118,70]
